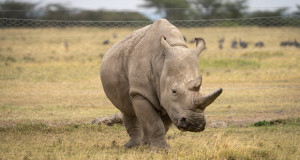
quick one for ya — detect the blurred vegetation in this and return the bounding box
[0,0,36,19]
[141,0,191,20]
[0,1,150,21]
[141,0,299,20]
[42,3,149,21]
[150,0,249,19]
[1,0,300,23]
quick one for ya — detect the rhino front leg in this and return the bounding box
[131,95,169,149]
[122,113,143,148]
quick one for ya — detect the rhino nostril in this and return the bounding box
[179,118,187,128]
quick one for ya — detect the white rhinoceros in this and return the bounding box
[100,19,222,149]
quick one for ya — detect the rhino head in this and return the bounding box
[160,36,222,132]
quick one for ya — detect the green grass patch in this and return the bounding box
[0,123,122,134]
[253,118,300,127]
[241,51,284,59]
[199,58,260,70]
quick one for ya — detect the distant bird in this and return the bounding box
[280,41,288,47]
[103,40,110,45]
[218,37,225,50]
[239,39,248,49]
[287,41,294,46]
[280,40,294,47]
[64,40,69,52]
[231,39,238,49]
[294,40,300,48]
[255,41,264,47]
[218,37,225,44]
[219,43,223,50]
[113,33,117,39]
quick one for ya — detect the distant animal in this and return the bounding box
[283,39,300,48]
[219,37,225,44]
[295,40,300,48]
[103,40,109,45]
[239,39,248,48]
[113,33,117,38]
[280,41,288,46]
[280,40,295,47]
[64,40,69,51]
[218,37,225,50]
[219,43,223,50]
[100,19,222,149]
[255,41,264,47]
[231,39,238,49]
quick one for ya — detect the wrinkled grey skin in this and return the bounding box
[100,19,222,149]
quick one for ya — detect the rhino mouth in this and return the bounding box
[175,117,206,132]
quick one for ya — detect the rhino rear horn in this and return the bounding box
[188,76,202,91]
[193,88,222,110]
[194,38,206,57]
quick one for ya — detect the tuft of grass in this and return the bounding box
[253,118,300,127]
[5,56,17,62]
[0,56,17,63]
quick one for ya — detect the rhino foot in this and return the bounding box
[124,140,142,148]
[149,142,170,152]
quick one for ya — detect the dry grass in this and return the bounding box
[0,26,300,159]
[0,119,299,159]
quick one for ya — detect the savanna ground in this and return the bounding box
[0,26,300,159]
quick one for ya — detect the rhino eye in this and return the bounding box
[171,89,177,94]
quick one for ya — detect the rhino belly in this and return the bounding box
[100,51,135,116]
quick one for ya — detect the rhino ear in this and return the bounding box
[194,38,206,57]
[161,36,172,56]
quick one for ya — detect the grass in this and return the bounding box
[0,118,299,159]
[0,26,300,159]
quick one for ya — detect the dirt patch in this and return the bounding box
[92,113,123,126]
[90,113,300,128]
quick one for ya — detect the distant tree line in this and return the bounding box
[0,1,150,21]
[0,0,299,28]
[141,0,300,20]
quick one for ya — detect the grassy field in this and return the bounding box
[1,119,299,159]
[0,26,300,159]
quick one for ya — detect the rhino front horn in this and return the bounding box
[193,88,223,110]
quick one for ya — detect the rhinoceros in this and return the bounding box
[100,19,222,149]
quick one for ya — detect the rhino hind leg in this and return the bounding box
[132,95,169,149]
[122,114,143,148]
